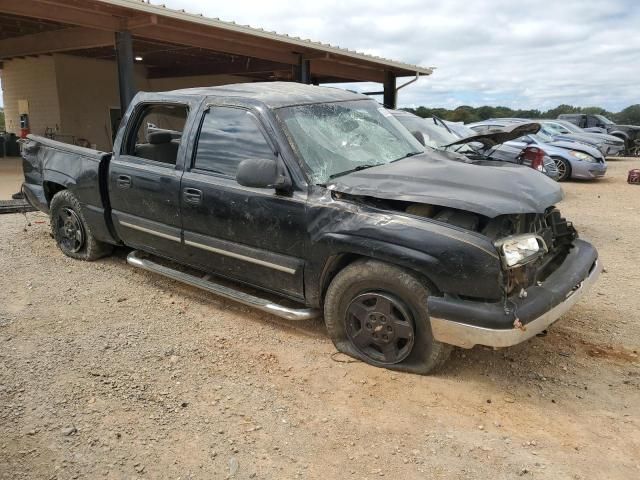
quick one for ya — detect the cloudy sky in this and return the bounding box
[159,0,639,111]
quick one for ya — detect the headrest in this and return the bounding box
[148,131,173,144]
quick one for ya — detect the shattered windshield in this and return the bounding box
[276,100,423,183]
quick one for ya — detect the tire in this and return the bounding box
[552,157,572,181]
[49,190,112,261]
[324,259,452,375]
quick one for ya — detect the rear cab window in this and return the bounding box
[123,104,189,166]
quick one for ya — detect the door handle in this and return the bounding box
[183,188,202,205]
[116,175,131,189]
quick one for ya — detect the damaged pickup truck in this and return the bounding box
[21,82,601,374]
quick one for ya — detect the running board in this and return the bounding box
[126,250,321,321]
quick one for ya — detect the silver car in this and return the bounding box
[392,112,559,180]
[542,119,625,156]
[468,120,607,181]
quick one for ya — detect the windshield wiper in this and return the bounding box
[433,115,455,135]
[328,163,386,180]
[391,151,421,162]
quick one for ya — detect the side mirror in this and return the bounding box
[411,131,426,146]
[236,158,291,190]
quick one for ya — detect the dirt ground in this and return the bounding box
[0,157,23,200]
[1,158,639,480]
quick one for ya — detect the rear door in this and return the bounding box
[179,104,307,300]
[109,103,188,256]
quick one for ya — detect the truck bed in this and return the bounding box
[21,135,118,244]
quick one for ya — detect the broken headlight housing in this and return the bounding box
[569,150,597,162]
[495,234,548,268]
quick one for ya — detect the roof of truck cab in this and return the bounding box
[164,82,369,108]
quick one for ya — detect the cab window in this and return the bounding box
[192,107,275,177]
[124,104,189,166]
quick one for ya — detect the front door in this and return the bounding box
[109,103,188,257]
[180,105,306,300]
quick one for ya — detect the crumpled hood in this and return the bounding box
[547,139,604,159]
[553,132,602,146]
[444,122,540,149]
[327,151,563,218]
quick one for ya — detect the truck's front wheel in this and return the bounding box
[324,259,452,375]
[50,190,112,261]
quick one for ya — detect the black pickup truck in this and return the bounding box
[21,82,601,374]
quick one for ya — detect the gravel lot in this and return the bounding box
[1,158,639,479]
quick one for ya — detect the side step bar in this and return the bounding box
[126,250,321,321]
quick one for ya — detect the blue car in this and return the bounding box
[468,120,607,181]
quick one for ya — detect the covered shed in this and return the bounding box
[0,0,432,150]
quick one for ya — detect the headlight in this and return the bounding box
[569,150,597,162]
[495,235,548,268]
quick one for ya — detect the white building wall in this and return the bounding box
[1,56,61,137]
[54,54,149,150]
[1,53,253,150]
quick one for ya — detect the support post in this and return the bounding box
[383,70,397,109]
[300,58,311,84]
[115,31,136,113]
[295,55,311,84]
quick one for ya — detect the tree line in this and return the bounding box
[403,104,640,125]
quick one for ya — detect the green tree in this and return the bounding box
[475,105,498,120]
[543,104,580,119]
[448,106,480,123]
[613,105,640,125]
[0,108,4,131]
[581,106,610,116]
[400,103,640,126]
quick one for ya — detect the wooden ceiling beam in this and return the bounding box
[147,58,291,79]
[0,26,113,59]
[133,21,299,66]
[127,14,158,30]
[310,58,384,83]
[0,0,121,31]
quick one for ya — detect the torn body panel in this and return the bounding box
[303,188,504,306]
[21,135,118,244]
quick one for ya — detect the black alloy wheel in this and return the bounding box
[345,292,415,364]
[55,207,86,253]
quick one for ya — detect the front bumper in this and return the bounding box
[427,239,601,348]
[572,160,607,179]
[604,144,625,156]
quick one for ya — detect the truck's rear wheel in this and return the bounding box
[324,259,452,375]
[50,190,112,261]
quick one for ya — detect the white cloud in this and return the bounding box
[158,0,640,111]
